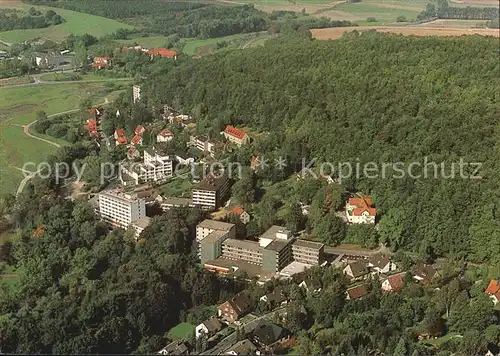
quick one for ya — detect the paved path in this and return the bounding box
[13,98,110,196]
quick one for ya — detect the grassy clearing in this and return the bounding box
[160,179,192,198]
[182,32,272,56]
[0,1,133,43]
[0,76,34,88]
[117,36,170,49]
[167,322,195,340]
[39,72,128,81]
[334,2,421,24]
[0,82,126,196]
[421,332,462,347]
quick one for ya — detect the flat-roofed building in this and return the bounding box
[98,189,146,230]
[262,237,294,273]
[133,85,141,103]
[292,239,325,265]
[196,219,236,262]
[156,196,193,211]
[192,173,231,210]
[132,216,151,240]
[222,239,263,265]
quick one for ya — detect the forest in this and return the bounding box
[23,0,355,39]
[135,33,500,266]
[418,0,499,21]
[0,7,63,31]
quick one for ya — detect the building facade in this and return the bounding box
[98,189,146,229]
[192,173,231,210]
[133,85,141,103]
[291,239,325,265]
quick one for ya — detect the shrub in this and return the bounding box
[367,17,377,22]
[396,16,407,22]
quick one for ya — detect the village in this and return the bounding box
[76,80,500,355]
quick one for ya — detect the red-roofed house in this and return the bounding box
[223,125,250,146]
[114,128,125,139]
[157,129,174,143]
[346,196,376,224]
[131,134,143,146]
[87,107,103,119]
[147,48,179,59]
[345,285,368,300]
[229,206,250,224]
[134,125,146,135]
[485,280,500,305]
[116,136,128,146]
[92,56,110,69]
[381,272,406,293]
[83,119,100,138]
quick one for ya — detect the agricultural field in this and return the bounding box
[0,0,133,43]
[183,32,273,56]
[0,82,126,196]
[311,24,500,38]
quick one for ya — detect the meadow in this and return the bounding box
[0,1,133,43]
[0,82,126,196]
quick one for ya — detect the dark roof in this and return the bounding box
[251,320,287,346]
[202,316,222,333]
[158,341,190,355]
[196,172,229,191]
[384,273,405,292]
[346,285,368,300]
[264,238,291,252]
[225,339,257,355]
[264,286,286,303]
[369,254,390,269]
[346,261,369,278]
[301,278,322,290]
[221,293,251,316]
[414,263,438,280]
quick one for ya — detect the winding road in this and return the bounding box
[13,97,110,196]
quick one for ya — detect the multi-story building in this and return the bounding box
[196,219,236,263]
[222,239,263,265]
[192,173,231,210]
[189,135,217,157]
[120,148,173,185]
[292,239,325,265]
[222,125,250,146]
[98,189,146,230]
[133,85,141,103]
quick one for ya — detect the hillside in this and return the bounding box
[142,33,500,264]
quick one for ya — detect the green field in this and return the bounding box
[334,2,422,24]
[183,32,272,56]
[117,36,171,49]
[0,2,133,43]
[0,82,125,196]
[39,72,128,82]
[167,322,195,340]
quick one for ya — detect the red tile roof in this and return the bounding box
[116,136,128,145]
[93,56,109,63]
[115,128,125,137]
[91,63,107,68]
[134,125,145,135]
[346,285,368,300]
[349,197,376,216]
[385,273,405,292]
[159,129,174,137]
[131,135,143,145]
[224,125,247,140]
[486,280,500,295]
[231,207,245,216]
[84,119,98,131]
[147,48,178,58]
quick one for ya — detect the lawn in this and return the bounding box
[39,72,128,82]
[0,76,34,88]
[160,178,192,198]
[117,36,170,49]
[0,82,126,196]
[167,322,195,340]
[0,1,133,43]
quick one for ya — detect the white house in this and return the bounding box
[368,254,397,274]
[345,197,376,224]
[343,261,369,280]
[157,129,174,143]
[381,272,406,293]
[195,316,223,339]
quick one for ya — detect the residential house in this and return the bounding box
[224,339,260,355]
[413,263,439,284]
[147,48,179,59]
[131,134,143,146]
[381,272,406,293]
[114,128,127,146]
[218,293,252,323]
[92,56,110,69]
[251,320,289,349]
[87,106,103,119]
[134,125,146,136]
[485,279,500,305]
[195,316,223,339]
[298,278,322,293]
[228,206,251,224]
[157,129,174,143]
[157,341,190,355]
[223,125,250,146]
[259,286,287,306]
[343,261,369,280]
[368,254,397,274]
[345,284,368,300]
[345,196,376,224]
[127,147,140,160]
[84,119,99,138]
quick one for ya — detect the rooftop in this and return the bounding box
[195,172,229,191]
[198,219,235,231]
[203,230,228,243]
[132,216,151,229]
[346,284,368,300]
[99,189,140,203]
[224,125,248,140]
[223,238,262,252]
[279,261,313,278]
[204,257,274,279]
[161,196,192,206]
[265,238,291,252]
[293,239,324,250]
[260,225,289,240]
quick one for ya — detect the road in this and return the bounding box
[202,308,285,355]
[13,98,110,196]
